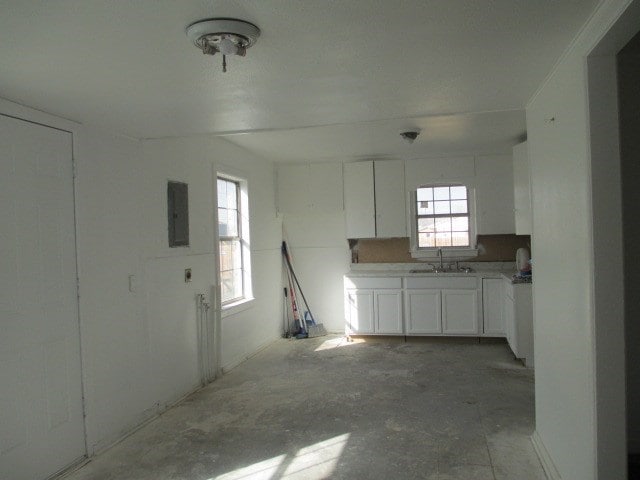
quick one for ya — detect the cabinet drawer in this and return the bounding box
[405,276,477,290]
[345,276,402,289]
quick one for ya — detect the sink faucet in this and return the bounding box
[438,248,444,270]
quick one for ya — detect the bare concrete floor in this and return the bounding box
[62,335,546,480]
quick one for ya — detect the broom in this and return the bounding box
[282,241,327,338]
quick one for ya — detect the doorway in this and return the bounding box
[0,115,86,479]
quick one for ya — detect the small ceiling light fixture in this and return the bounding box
[186,17,260,73]
[400,130,420,144]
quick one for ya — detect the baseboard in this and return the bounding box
[532,430,562,480]
[221,335,280,374]
[85,381,204,458]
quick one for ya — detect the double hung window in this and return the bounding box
[416,185,470,248]
[217,177,245,304]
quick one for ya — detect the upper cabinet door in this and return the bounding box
[344,161,375,238]
[374,160,406,238]
[513,141,532,235]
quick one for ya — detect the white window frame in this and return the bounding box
[216,170,253,316]
[409,183,478,259]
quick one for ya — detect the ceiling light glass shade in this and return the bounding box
[186,18,260,56]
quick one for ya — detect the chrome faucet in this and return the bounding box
[434,248,447,272]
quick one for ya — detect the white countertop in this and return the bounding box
[347,262,516,280]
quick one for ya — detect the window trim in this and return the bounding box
[409,183,478,259]
[216,171,253,310]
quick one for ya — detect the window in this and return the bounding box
[416,184,470,248]
[217,176,251,305]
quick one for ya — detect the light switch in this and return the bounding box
[185,268,192,283]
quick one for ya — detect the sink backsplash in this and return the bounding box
[351,234,531,263]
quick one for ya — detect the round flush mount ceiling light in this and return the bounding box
[400,130,420,144]
[186,18,260,73]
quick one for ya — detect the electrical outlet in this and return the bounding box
[184,268,192,283]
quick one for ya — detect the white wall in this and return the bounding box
[76,132,282,453]
[276,156,515,333]
[0,98,282,458]
[277,162,350,333]
[405,155,515,235]
[618,34,640,455]
[525,1,635,478]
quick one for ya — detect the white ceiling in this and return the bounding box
[0,0,598,162]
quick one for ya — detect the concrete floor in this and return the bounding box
[62,335,546,480]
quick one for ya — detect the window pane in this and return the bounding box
[434,217,451,232]
[217,180,227,208]
[218,208,228,236]
[451,200,468,214]
[220,270,234,303]
[433,187,450,201]
[417,201,434,215]
[450,186,467,200]
[231,239,242,270]
[451,217,469,232]
[226,181,237,210]
[435,232,452,246]
[433,201,450,214]
[452,216,469,231]
[417,187,433,202]
[418,232,435,248]
[452,232,469,246]
[219,240,232,271]
[226,209,238,237]
[418,218,435,233]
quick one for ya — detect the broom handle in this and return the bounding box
[285,259,305,333]
[282,241,316,324]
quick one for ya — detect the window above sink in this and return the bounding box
[409,183,478,260]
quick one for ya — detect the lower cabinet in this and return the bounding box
[375,289,403,334]
[442,289,478,334]
[345,288,403,334]
[345,275,489,337]
[404,276,479,336]
[502,278,533,367]
[482,278,505,335]
[345,289,374,334]
[344,276,403,335]
[405,289,441,334]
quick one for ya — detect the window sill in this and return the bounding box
[221,297,255,318]
[410,247,479,260]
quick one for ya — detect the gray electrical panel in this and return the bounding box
[168,181,189,247]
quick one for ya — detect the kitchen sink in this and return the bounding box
[409,267,475,274]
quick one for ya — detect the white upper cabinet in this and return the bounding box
[374,160,406,237]
[513,141,532,235]
[344,160,406,238]
[344,161,376,238]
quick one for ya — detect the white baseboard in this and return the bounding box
[532,430,562,480]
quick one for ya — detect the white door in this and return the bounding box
[375,290,403,334]
[0,115,85,480]
[442,289,478,334]
[405,289,442,334]
[482,278,505,335]
[346,289,374,334]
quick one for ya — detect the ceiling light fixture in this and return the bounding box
[400,131,420,144]
[186,17,260,73]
